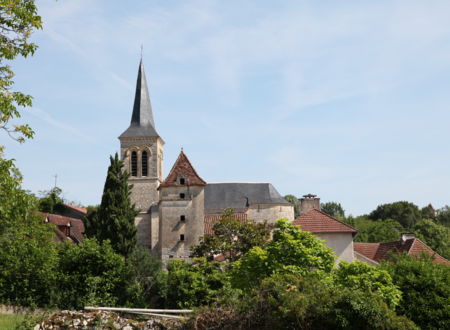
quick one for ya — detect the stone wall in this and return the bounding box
[246,204,294,223]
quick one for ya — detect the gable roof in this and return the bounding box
[354,239,450,265]
[40,212,85,243]
[159,151,206,188]
[292,209,357,234]
[205,183,291,210]
[119,60,159,138]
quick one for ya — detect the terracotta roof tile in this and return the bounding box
[204,213,248,236]
[354,239,450,266]
[159,151,206,188]
[40,212,85,243]
[292,209,357,234]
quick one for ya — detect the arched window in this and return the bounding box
[142,151,148,176]
[131,151,138,176]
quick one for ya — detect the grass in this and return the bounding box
[0,313,26,330]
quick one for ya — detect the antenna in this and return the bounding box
[53,174,58,188]
[140,44,143,59]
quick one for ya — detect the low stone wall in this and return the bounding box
[35,310,181,329]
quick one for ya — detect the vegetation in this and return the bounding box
[0,313,25,330]
[84,153,138,257]
[37,186,69,214]
[0,0,41,146]
[192,208,270,262]
[321,201,345,219]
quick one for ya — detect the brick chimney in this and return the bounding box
[299,194,320,215]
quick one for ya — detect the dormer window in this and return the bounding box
[180,178,185,185]
[131,151,138,177]
[179,193,185,199]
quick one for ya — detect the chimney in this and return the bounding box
[299,194,320,216]
[401,233,415,243]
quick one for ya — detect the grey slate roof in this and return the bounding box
[205,183,291,210]
[119,60,159,138]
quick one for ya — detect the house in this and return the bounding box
[292,194,357,262]
[41,212,85,243]
[354,234,450,266]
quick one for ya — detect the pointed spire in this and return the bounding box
[119,59,159,138]
[159,151,206,188]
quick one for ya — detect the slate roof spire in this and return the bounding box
[119,59,159,138]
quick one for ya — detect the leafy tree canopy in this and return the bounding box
[381,254,450,330]
[231,219,335,289]
[37,186,69,215]
[353,218,401,243]
[284,194,299,217]
[369,201,421,229]
[413,219,450,259]
[436,205,450,227]
[321,201,345,219]
[192,208,270,263]
[0,0,42,146]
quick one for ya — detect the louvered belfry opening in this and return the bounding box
[142,151,148,176]
[131,151,138,176]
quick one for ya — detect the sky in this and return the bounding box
[3,0,450,216]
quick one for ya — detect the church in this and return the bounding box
[118,60,294,262]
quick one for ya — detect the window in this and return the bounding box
[180,234,185,241]
[180,215,186,221]
[180,178,185,185]
[131,151,138,176]
[142,151,148,176]
[179,193,185,199]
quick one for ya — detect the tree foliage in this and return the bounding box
[192,208,270,263]
[231,219,335,289]
[85,153,138,257]
[369,201,421,229]
[321,201,345,219]
[436,205,450,227]
[0,0,42,145]
[413,219,450,259]
[0,157,58,307]
[353,217,401,243]
[381,254,450,330]
[284,194,299,217]
[37,186,69,214]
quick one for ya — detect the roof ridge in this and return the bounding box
[308,209,358,232]
[160,151,206,187]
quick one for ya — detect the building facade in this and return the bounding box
[119,60,294,261]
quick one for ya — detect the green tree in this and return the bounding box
[0,0,42,146]
[413,219,450,259]
[421,204,436,220]
[354,218,401,243]
[369,201,421,229]
[37,186,68,214]
[436,205,450,227]
[333,261,401,308]
[231,219,335,289]
[381,254,450,330]
[188,274,417,330]
[56,238,128,310]
[0,157,58,307]
[164,258,230,309]
[85,153,138,257]
[124,247,165,308]
[284,194,299,217]
[192,208,270,263]
[321,201,345,219]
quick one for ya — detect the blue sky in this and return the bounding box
[4,0,450,215]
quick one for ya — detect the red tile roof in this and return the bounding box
[159,151,206,188]
[204,213,248,236]
[354,239,450,266]
[40,212,85,243]
[65,204,88,214]
[292,209,357,234]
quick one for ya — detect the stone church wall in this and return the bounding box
[247,204,294,223]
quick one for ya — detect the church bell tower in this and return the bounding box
[118,59,164,249]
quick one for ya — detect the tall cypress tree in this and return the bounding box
[85,153,138,257]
